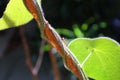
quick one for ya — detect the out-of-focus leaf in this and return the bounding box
[56,28,75,38]
[68,37,120,80]
[73,24,84,38]
[92,24,98,30]
[81,23,88,31]
[0,0,33,30]
[99,22,107,28]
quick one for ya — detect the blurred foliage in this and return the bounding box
[56,28,75,38]
[72,24,84,38]
[0,0,120,80]
[42,0,120,42]
[29,0,120,79]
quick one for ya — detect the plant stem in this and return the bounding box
[23,0,88,80]
[49,48,61,80]
[33,40,45,75]
[19,27,38,80]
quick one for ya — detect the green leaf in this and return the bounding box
[81,23,88,31]
[68,37,120,80]
[56,28,75,38]
[99,22,107,28]
[73,24,84,38]
[0,0,33,30]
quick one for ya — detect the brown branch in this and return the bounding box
[19,27,38,80]
[33,40,45,75]
[49,48,61,80]
[44,22,88,80]
[23,0,88,79]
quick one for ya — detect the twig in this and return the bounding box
[33,39,45,75]
[23,0,88,80]
[19,27,38,80]
[62,38,68,45]
[49,48,61,80]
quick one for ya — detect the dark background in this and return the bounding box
[42,0,120,42]
[0,0,120,80]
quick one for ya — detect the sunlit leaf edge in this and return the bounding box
[68,37,120,80]
[0,0,33,30]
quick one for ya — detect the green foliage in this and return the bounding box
[72,24,84,38]
[0,0,119,80]
[99,22,107,28]
[56,28,75,38]
[0,0,33,30]
[68,37,120,80]
[81,23,88,31]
